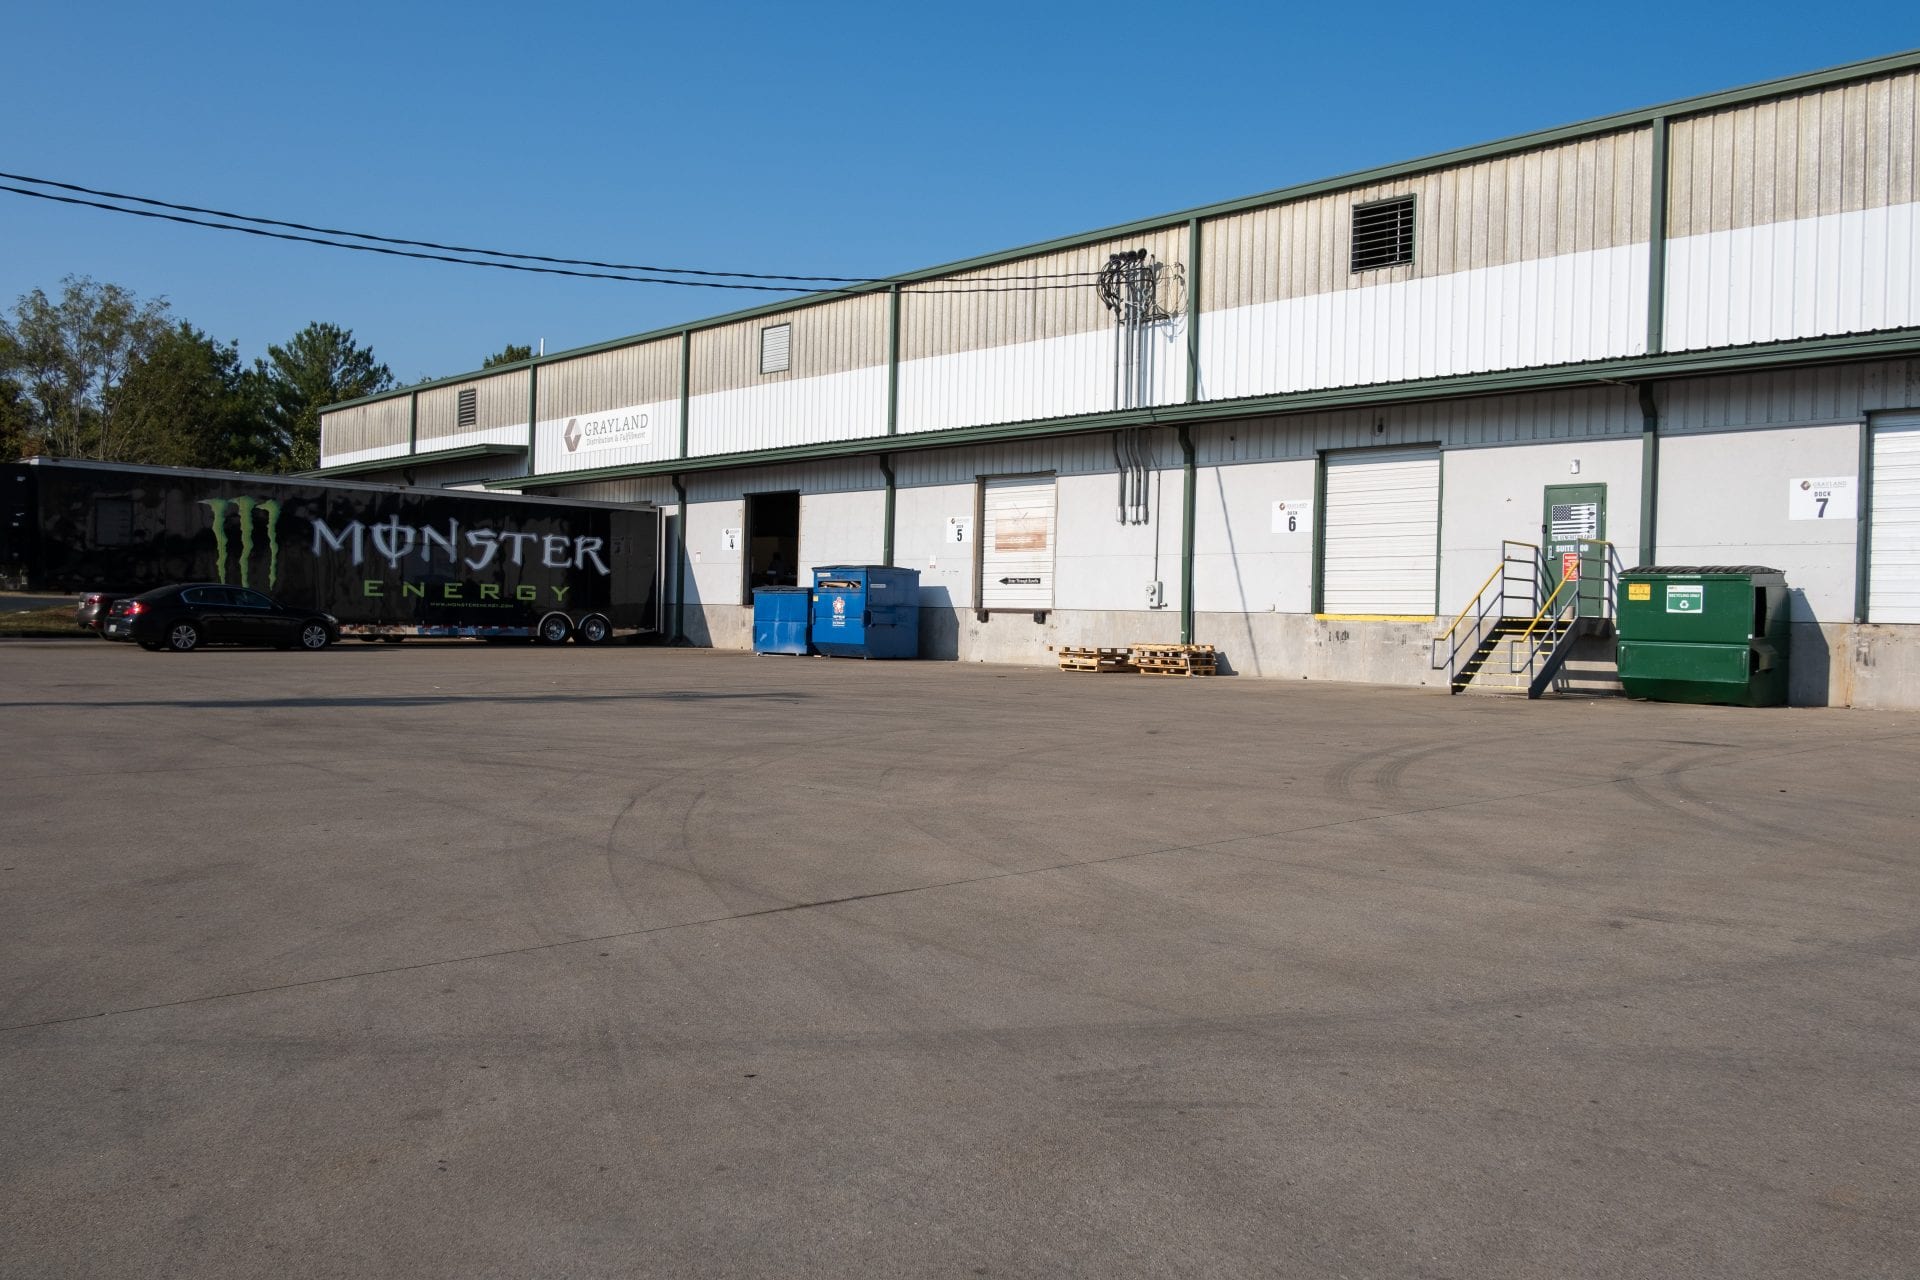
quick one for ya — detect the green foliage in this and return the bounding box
[259,322,394,472]
[2,278,396,474]
[0,276,171,460]
[482,343,533,368]
[115,322,274,469]
[0,375,32,461]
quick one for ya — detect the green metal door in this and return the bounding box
[1543,484,1607,618]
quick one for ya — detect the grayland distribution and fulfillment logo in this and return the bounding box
[199,496,283,589]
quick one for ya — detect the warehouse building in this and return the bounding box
[318,51,1920,707]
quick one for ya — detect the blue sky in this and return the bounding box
[4,2,1917,384]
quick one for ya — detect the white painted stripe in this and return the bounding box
[1665,201,1920,352]
[1199,243,1648,402]
[535,398,681,473]
[687,365,887,457]
[319,440,410,468]
[897,322,1187,436]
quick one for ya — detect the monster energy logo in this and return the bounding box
[200,497,283,589]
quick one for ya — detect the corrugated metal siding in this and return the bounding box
[897,226,1190,435]
[319,398,411,465]
[1659,358,1920,433]
[534,340,682,473]
[545,478,678,505]
[686,293,888,456]
[894,433,1122,487]
[683,458,883,502]
[1666,71,1920,349]
[1199,130,1652,401]
[416,370,529,449]
[1193,387,1638,466]
[1206,131,1651,307]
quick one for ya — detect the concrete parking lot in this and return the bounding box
[3,641,1918,1279]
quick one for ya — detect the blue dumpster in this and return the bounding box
[810,566,921,659]
[752,587,812,655]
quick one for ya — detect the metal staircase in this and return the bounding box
[1432,540,1618,698]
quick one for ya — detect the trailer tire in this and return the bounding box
[574,614,612,645]
[536,613,572,645]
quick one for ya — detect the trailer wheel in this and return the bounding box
[574,614,612,645]
[536,612,572,645]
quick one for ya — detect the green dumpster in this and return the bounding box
[1615,567,1790,706]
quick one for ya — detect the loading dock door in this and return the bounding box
[979,475,1056,612]
[1321,447,1440,616]
[1869,413,1920,623]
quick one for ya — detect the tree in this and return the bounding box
[260,322,393,472]
[482,343,532,368]
[0,375,31,462]
[114,322,273,470]
[0,276,171,460]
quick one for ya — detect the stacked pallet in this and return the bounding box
[1057,645,1135,673]
[1129,643,1217,677]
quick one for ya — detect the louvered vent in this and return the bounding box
[456,387,478,428]
[1351,195,1415,272]
[759,323,791,374]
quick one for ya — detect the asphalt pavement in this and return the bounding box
[3,641,1917,1278]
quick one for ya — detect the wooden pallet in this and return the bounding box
[1057,645,1135,673]
[1128,643,1218,677]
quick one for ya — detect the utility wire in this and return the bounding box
[0,169,1109,286]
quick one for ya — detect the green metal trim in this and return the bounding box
[1185,218,1202,405]
[484,327,1920,490]
[1856,418,1875,623]
[407,390,418,455]
[1310,452,1329,615]
[526,360,540,459]
[1178,425,1196,644]
[678,331,692,460]
[1637,383,1660,567]
[671,474,688,643]
[1647,116,1671,355]
[312,442,526,479]
[886,284,901,436]
[1432,448,1446,616]
[323,49,1920,418]
[879,453,896,567]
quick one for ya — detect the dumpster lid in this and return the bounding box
[753,586,811,595]
[1624,565,1783,576]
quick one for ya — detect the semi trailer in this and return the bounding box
[2,458,661,644]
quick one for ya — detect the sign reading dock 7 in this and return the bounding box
[200,497,283,589]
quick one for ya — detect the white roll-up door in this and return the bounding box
[1321,447,1440,616]
[1869,413,1920,623]
[980,475,1056,611]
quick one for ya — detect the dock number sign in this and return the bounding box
[1666,584,1704,614]
[1788,476,1857,520]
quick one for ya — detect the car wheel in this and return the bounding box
[167,622,201,652]
[299,622,332,651]
[574,614,612,645]
[537,613,571,645]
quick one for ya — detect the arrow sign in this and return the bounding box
[998,576,1041,585]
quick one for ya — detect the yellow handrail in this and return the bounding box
[1434,563,1505,643]
[1434,540,1543,644]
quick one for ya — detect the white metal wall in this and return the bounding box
[1666,70,1920,351]
[415,371,529,453]
[319,398,411,467]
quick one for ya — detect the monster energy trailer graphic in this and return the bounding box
[2,458,661,640]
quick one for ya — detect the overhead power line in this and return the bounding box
[0,171,1111,294]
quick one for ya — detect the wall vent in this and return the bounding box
[1351,195,1415,272]
[456,387,478,429]
[759,324,791,374]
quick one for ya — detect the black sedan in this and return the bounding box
[101,584,339,652]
